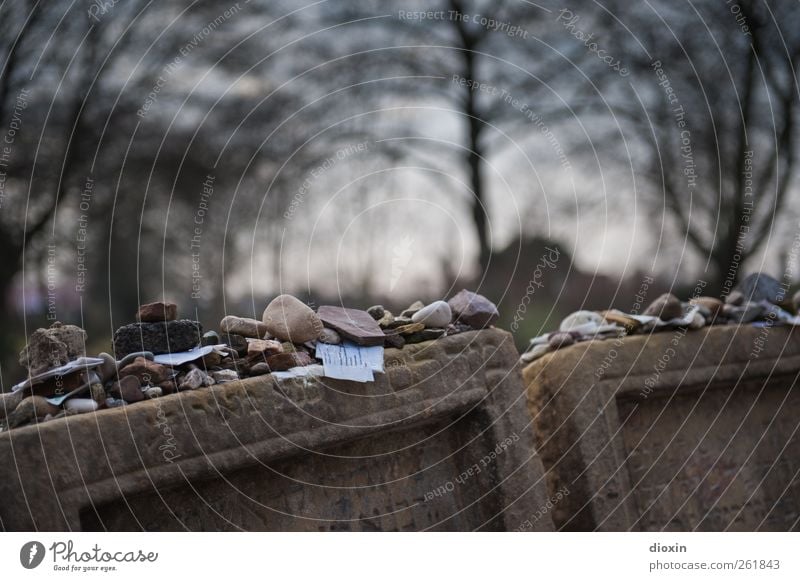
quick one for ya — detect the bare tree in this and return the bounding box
[605,0,800,293]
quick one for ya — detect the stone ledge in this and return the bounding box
[0,329,552,531]
[524,325,800,531]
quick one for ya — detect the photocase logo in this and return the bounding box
[19,541,45,569]
[390,235,414,291]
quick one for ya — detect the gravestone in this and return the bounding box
[524,325,800,531]
[0,329,553,531]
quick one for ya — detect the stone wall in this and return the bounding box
[524,325,800,531]
[0,329,553,531]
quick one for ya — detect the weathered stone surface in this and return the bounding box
[367,305,385,320]
[262,295,323,344]
[136,301,177,323]
[318,306,385,346]
[524,325,800,531]
[19,323,87,374]
[0,329,551,532]
[448,290,499,329]
[113,320,202,358]
[220,315,268,339]
[548,331,574,349]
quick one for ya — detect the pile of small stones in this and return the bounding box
[521,272,800,364]
[0,289,500,431]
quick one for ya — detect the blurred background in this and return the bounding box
[2,0,799,386]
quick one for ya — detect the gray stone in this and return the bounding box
[202,331,221,346]
[735,273,783,304]
[400,301,425,318]
[367,305,385,320]
[113,320,202,358]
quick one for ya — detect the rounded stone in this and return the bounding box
[367,305,385,320]
[96,352,117,383]
[262,294,323,344]
[64,398,99,414]
[411,300,452,328]
[219,315,268,339]
[643,293,684,321]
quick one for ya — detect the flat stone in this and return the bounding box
[400,301,425,318]
[448,290,499,329]
[643,293,684,321]
[220,315,268,339]
[393,323,425,335]
[262,295,323,343]
[318,328,342,345]
[211,369,239,383]
[384,317,412,329]
[317,306,386,346]
[113,320,202,358]
[411,300,452,328]
[136,301,177,323]
[266,351,315,371]
[735,273,783,304]
[19,322,87,375]
[599,311,641,333]
[404,328,446,344]
[118,357,171,385]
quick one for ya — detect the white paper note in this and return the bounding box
[315,342,384,382]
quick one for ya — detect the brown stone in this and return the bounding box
[643,293,683,320]
[447,290,499,329]
[219,315,268,339]
[262,295,323,344]
[136,301,178,323]
[265,351,314,371]
[600,311,641,332]
[118,357,170,385]
[317,306,385,346]
[116,376,144,404]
